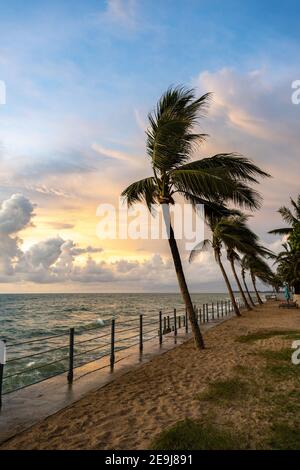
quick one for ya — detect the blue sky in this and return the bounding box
[0,0,299,292]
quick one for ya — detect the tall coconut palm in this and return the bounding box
[122,86,270,349]
[190,214,265,315]
[241,258,256,307]
[269,195,300,236]
[227,249,253,310]
[275,242,300,294]
[226,219,274,310]
[241,255,274,304]
[224,215,259,311]
[189,218,242,316]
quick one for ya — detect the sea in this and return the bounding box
[0,293,238,394]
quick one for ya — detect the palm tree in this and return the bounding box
[226,249,252,310]
[275,242,300,294]
[122,86,270,349]
[241,255,274,304]
[190,214,265,315]
[269,195,300,236]
[190,217,242,316]
[224,215,260,311]
[241,257,256,307]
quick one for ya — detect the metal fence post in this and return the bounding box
[167,315,170,332]
[221,300,224,317]
[174,309,177,337]
[206,304,209,322]
[0,363,4,409]
[67,328,74,384]
[212,302,214,320]
[0,339,5,408]
[110,319,115,372]
[139,314,143,354]
[159,311,163,346]
[185,308,188,333]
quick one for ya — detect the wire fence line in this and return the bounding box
[0,298,241,406]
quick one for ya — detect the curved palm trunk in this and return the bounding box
[251,272,263,304]
[229,259,252,311]
[215,251,241,316]
[241,271,256,307]
[162,205,205,349]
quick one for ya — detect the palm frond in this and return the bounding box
[146,87,211,172]
[278,206,298,226]
[290,197,300,219]
[268,227,292,235]
[121,177,157,211]
[189,239,212,263]
[196,153,271,182]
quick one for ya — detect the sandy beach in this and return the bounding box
[2,301,300,450]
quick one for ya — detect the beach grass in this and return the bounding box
[152,310,300,450]
[198,377,250,402]
[267,423,300,450]
[151,420,241,450]
[236,329,300,343]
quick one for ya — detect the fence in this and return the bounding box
[0,298,241,407]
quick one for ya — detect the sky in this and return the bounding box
[0,0,299,293]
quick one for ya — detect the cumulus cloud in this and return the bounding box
[0,193,35,235]
[0,194,106,284]
[0,194,35,277]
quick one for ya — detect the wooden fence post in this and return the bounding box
[110,319,115,372]
[67,328,74,384]
[139,314,143,354]
[174,309,177,337]
[212,302,214,320]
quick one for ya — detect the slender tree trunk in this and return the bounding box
[229,259,252,311]
[162,204,205,349]
[251,272,263,304]
[215,251,241,316]
[242,271,256,307]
